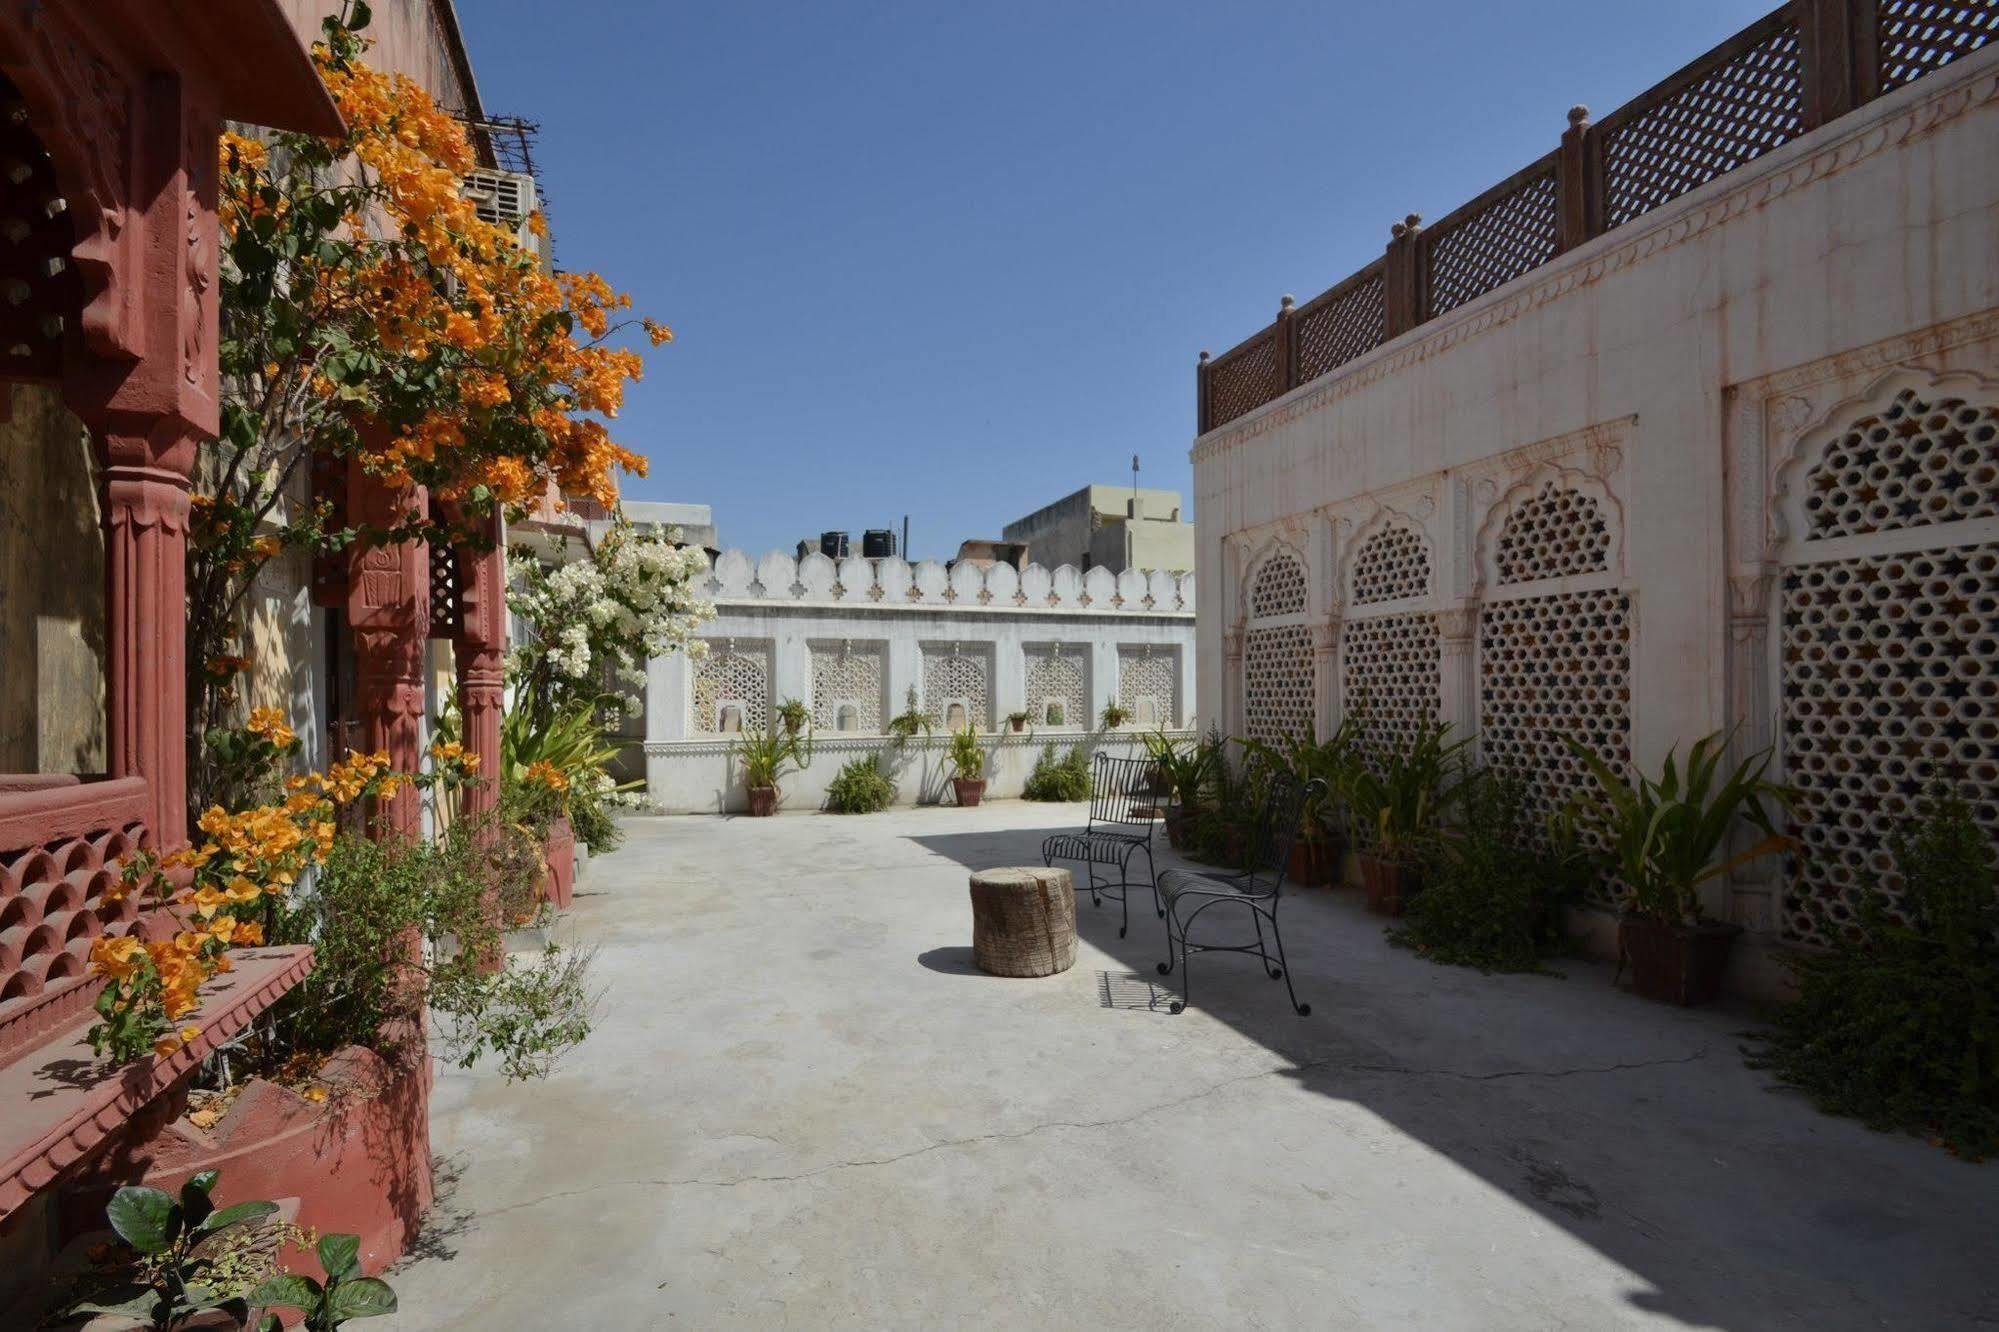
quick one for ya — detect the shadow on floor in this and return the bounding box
[906,819,1994,1332]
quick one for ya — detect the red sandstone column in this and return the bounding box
[452,510,507,820]
[345,465,429,838]
[98,428,197,849]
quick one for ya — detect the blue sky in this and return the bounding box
[463,0,1774,559]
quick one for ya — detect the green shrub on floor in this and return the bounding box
[1391,775,1584,974]
[826,756,897,813]
[1022,743,1091,802]
[1747,789,1999,1159]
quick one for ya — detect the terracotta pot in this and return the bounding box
[1163,807,1187,850]
[952,776,988,807]
[542,815,575,909]
[746,785,778,817]
[1010,718,1026,733]
[1619,914,1741,1006]
[782,716,802,735]
[64,1045,432,1280]
[1358,853,1420,915]
[1287,836,1341,887]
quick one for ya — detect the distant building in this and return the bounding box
[621,500,718,550]
[1002,485,1194,574]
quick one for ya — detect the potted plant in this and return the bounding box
[1006,709,1031,734]
[775,697,810,736]
[1146,728,1220,850]
[1242,721,1359,887]
[1100,701,1131,730]
[733,723,812,816]
[886,686,932,744]
[1567,731,1793,1006]
[1345,722,1471,915]
[945,724,988,807]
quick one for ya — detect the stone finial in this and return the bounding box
[1404,213,1423,230]
[1279,294,1295,312]
[1198,349,1210,363]
[1568,104,1590,127]
[1391,221,1406,239]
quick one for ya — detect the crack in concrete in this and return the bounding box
[472,1044,1710,1221]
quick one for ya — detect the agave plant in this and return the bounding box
[1240,717,1362,841]
[500,698,623,788]
[1143,727,1223,810]
[944,724,987,780]
[1565,730,1795,926]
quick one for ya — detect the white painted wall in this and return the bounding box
[645,550,1196,812]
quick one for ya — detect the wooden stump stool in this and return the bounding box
[969,866,1077,977]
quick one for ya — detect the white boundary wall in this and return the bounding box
[645,551,1195,812]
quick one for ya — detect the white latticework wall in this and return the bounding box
[1024,644,1088,728]
[692,641,771,734]
[809,640,886,733]
[1801,387,1999,542]
[1344,613,1440,754]
[1352,524,1432,604]
[1244,624,1315,743]
[1779,380,1999,944]
[1250,550,1309,617]
[1479,589,1633,866]
[1496,482,1613,584]
[1118,647,1179,728]
[1242,546,1314,744]
[922,646,994,730]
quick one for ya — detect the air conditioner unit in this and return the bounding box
[463,168,542,261]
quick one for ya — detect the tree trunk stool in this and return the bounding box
[969,867,1077,977]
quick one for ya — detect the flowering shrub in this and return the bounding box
[87,718,473,1066]
[188,0,672,816]
[506,519,712,728]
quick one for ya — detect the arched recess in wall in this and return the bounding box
[1474,468,1632,875]
[692,638,772,734]
[1338,511,1440,755]
[1239,538,1314,744]
[1770,368,1999,946]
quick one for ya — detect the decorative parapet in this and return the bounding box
[702,550,1193,615]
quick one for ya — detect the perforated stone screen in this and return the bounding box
[1496,483,1613,585]
[1244,624,1315,744]
[922,647,993,730]
[1343,613,1440,755]
[1025,645,1088,729]
[810,641,886,733]
[1780,543,1999,943]
[1250,552,1308,618]
[1118,648,1179,728]
[1352,526,1432,605]
[1803,386,1999,542]
[1480,590,1633,885]
[693,642,770,734]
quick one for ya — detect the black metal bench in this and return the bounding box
[1156,770,1324,1016]
[1040,752,1163,939]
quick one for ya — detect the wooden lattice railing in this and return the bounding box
[1196,0,1999,433]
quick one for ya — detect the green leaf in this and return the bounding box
[250,1272,324,1311]
[179,1173,216,1230]
[317,1232,362,1283]
[328,1275,398,1320]
[69,1282,163,1319]
[200,1198,279,1234]
[349,0,373,33]
[106,1186,178,1254]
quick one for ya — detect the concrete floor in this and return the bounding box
[380,803,1994,1330]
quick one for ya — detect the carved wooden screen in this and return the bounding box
[1878,0,1999,91]
[1422,158,1560,319]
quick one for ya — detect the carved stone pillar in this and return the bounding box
[452,513,507,820]
[98,429,197,848]
[1436,603,1480,742]
[346,466,430,837]
[1312,615,1341,739]
[1725,568,1779,931]
[1222,629,1246,739]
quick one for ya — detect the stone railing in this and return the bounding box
[703,549,1193,614]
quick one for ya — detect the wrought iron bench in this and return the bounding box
[1155,771,1324,1017]
[1040,752,1164,939]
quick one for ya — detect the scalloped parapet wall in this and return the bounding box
[704,551,1193,613]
